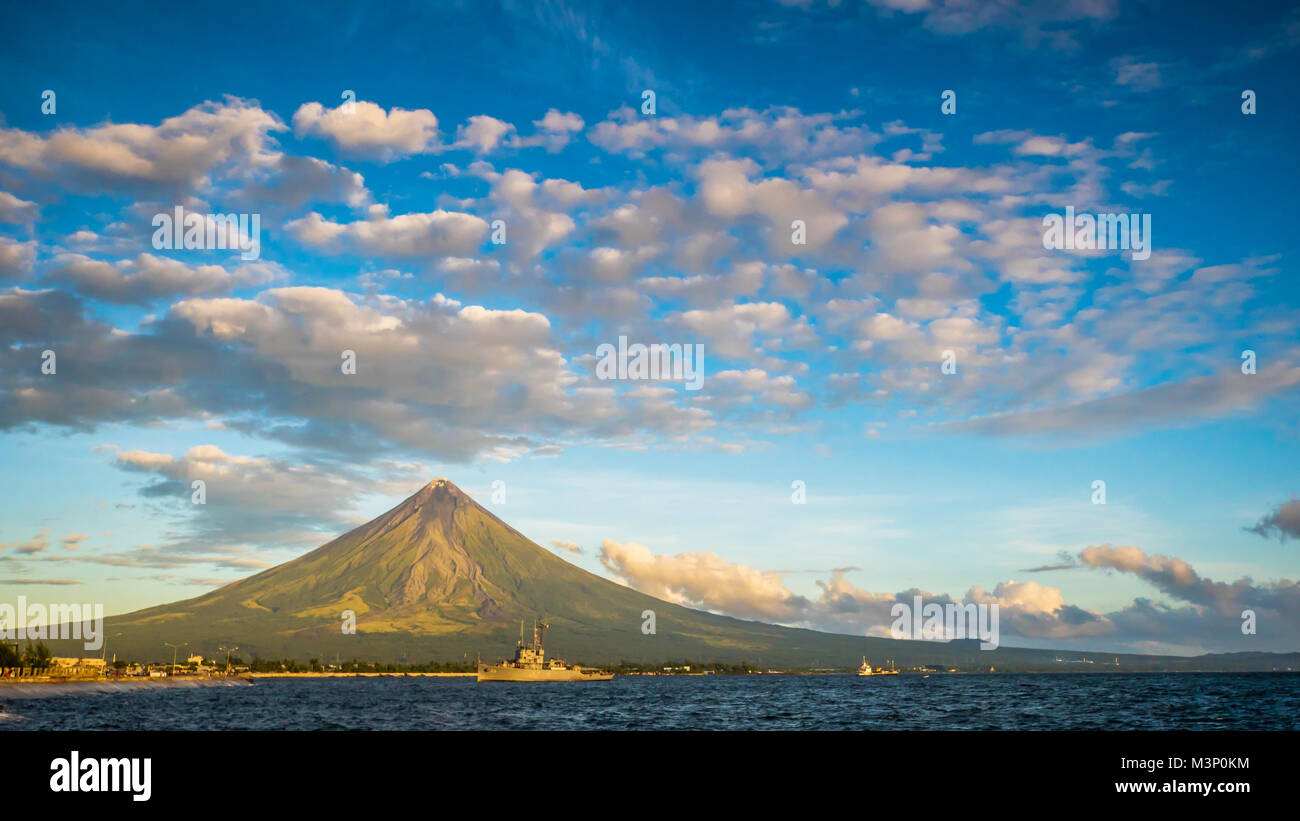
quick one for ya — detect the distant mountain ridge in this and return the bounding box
[49,479,1300,671]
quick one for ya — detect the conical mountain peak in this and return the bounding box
[89,475,889,666]
[416,476,466,497]
[391,477,475,515]
[349,477,522,553]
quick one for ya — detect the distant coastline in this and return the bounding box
[3,667,1296,691]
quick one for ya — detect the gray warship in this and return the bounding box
[476,619,614,682]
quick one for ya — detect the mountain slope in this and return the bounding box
[62,479,1298,670]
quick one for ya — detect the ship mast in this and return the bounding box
[533,618,548,654]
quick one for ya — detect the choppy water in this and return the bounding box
[1,673,1296,730]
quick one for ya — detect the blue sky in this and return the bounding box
[1,0,1297,655]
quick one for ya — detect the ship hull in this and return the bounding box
[476,665,613,682]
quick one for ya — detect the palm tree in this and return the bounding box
[22,640,51,668]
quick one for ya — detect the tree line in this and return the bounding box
[0,640,53,668]
[244,658,478,673]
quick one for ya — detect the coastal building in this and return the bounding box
[50,657,106,670]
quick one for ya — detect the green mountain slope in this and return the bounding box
[52,479,1300,671]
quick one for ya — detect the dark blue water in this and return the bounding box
[2,673,1296,730]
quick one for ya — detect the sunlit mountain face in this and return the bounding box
[1,0,1298,659]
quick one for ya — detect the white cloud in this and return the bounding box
[0,97,285,196]
[293,100,441,160]
[0,238,36,280]
[456,115,515,153]
[48,253,283,304]
[286,205,488,258]
[0,190,38,223]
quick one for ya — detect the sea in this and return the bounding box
[2,672,1296,730]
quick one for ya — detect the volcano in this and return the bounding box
[88,479,884,665]
[66,479,1297,671]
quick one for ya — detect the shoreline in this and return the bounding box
[0,671,478,687]
[2,668,1294,689]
